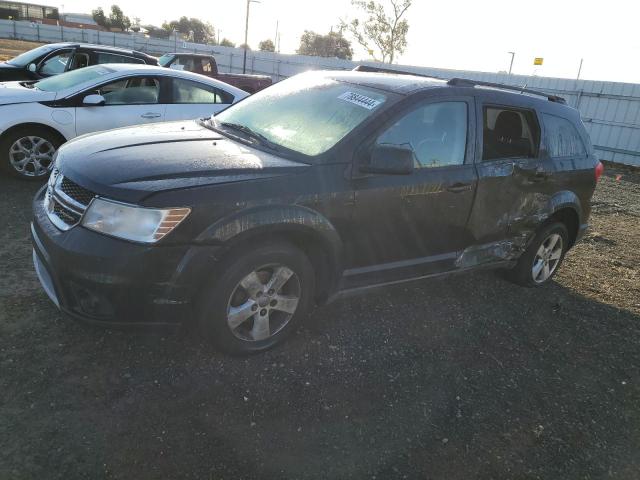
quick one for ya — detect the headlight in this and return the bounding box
[81,198,190,243]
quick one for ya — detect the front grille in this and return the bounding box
[52,200,81,226]
[60,177,95,206]
[45,171,95,231]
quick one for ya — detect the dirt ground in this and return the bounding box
[0,39,44,62]
[0,163,638,479]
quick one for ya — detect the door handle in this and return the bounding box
[141,112,161,119]
[446,183,472,193]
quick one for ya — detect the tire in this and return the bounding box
[0,126,63,180]
[196,241,315,354]
[504,222,569,287]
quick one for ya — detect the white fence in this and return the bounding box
[1,19,639,166]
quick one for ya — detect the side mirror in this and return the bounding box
[28,63,37,73]
[82,94,105,106]
[359,144,415,175]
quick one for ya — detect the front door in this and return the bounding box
[345,98,477,286]
[75,76,166,136]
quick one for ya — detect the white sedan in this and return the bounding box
[0,64,249,179]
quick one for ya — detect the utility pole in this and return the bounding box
[242,0,260,74]
[274,20,278,49]
[576,58,584,80]
[508,51,515,75]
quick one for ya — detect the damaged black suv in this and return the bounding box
[31,69,602,353]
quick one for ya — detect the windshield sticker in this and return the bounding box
[338,91,383,110]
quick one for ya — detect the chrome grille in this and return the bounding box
[45,169,95,231]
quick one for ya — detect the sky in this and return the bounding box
[57,0,640,83]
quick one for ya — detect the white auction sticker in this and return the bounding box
[338,91,383,110]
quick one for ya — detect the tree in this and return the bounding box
[297,30,353,60]
[220,38,236,48]
[343,0,411,63]
[91,7,109,29]
[239,43,251,50]
[163,17,215,44]
[142,24,170,39]
[259,39,275,52]
[108,5,131,31]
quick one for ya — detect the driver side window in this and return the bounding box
[39,50,73,76]
[375,101,468,168]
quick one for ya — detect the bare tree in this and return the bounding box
[343,0,411,63]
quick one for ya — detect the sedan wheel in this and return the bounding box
[9,135,56,178]
[227,264,301,342]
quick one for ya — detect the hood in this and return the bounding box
[0,62,28,82]
[56,121,308,203]
[0,81,57,105]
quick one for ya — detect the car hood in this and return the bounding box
[56,121,309,203]
[0,81,56,105]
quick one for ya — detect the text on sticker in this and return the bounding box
[338,91,382,110]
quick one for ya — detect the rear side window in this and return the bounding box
[482,106,540,161]
[171,78,233,104]
[96,52,145,65]
[543,113,586,158]
[376,101,468,168]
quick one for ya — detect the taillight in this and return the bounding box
[595,161,604,182]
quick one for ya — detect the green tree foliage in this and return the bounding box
[343,0,411,63]
[258,39,276,52]
[220,38,236,48]
[142,24,170,39]
[109,5,131,31]
[91,7,109,29]
[91,5,131,31]
[239,43,251,50]
[297,30,353,60]
[162,17,215,44]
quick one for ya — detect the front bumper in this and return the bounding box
[31,187,220,326]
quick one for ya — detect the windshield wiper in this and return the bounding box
[217,121,282,152]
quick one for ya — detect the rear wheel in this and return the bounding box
[197,242,315,354]
[0,126,63,180]
[504,222,569,287]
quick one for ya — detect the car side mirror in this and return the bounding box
[82,94,105,106]
[28,63,37,73]
[359,144,415,175]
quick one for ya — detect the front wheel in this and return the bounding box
[504,222,569,287]
[0,127,62,180]
[196,242,315,354]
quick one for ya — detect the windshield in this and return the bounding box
[158,54,173,67]
[34,65,115,92]
[214,73,388,157]
[6,45,54,67]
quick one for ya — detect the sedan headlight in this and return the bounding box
[81,198,191,243]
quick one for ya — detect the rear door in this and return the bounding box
[164,77,236,120]
[74,75,166,135]
[345,96,477,283]
[465,97,552,265]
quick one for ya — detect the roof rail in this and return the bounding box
[447,77,567,104]
[352,65,446,81]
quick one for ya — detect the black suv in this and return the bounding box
[31,69,603,353]
[0,43,157,81]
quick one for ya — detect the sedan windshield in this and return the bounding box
[158,54,173,67]
[34,65,115,92]
[6,45,54,67]
[214,73,388,157]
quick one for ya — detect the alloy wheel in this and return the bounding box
[226,264,301,342]
[531,233,563,283]
[9,136,56,177]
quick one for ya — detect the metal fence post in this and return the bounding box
[36,23,40,41]
[13,19,16,38]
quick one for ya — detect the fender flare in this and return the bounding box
[196,205,345,294]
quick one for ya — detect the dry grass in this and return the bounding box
[0,38,45,62]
